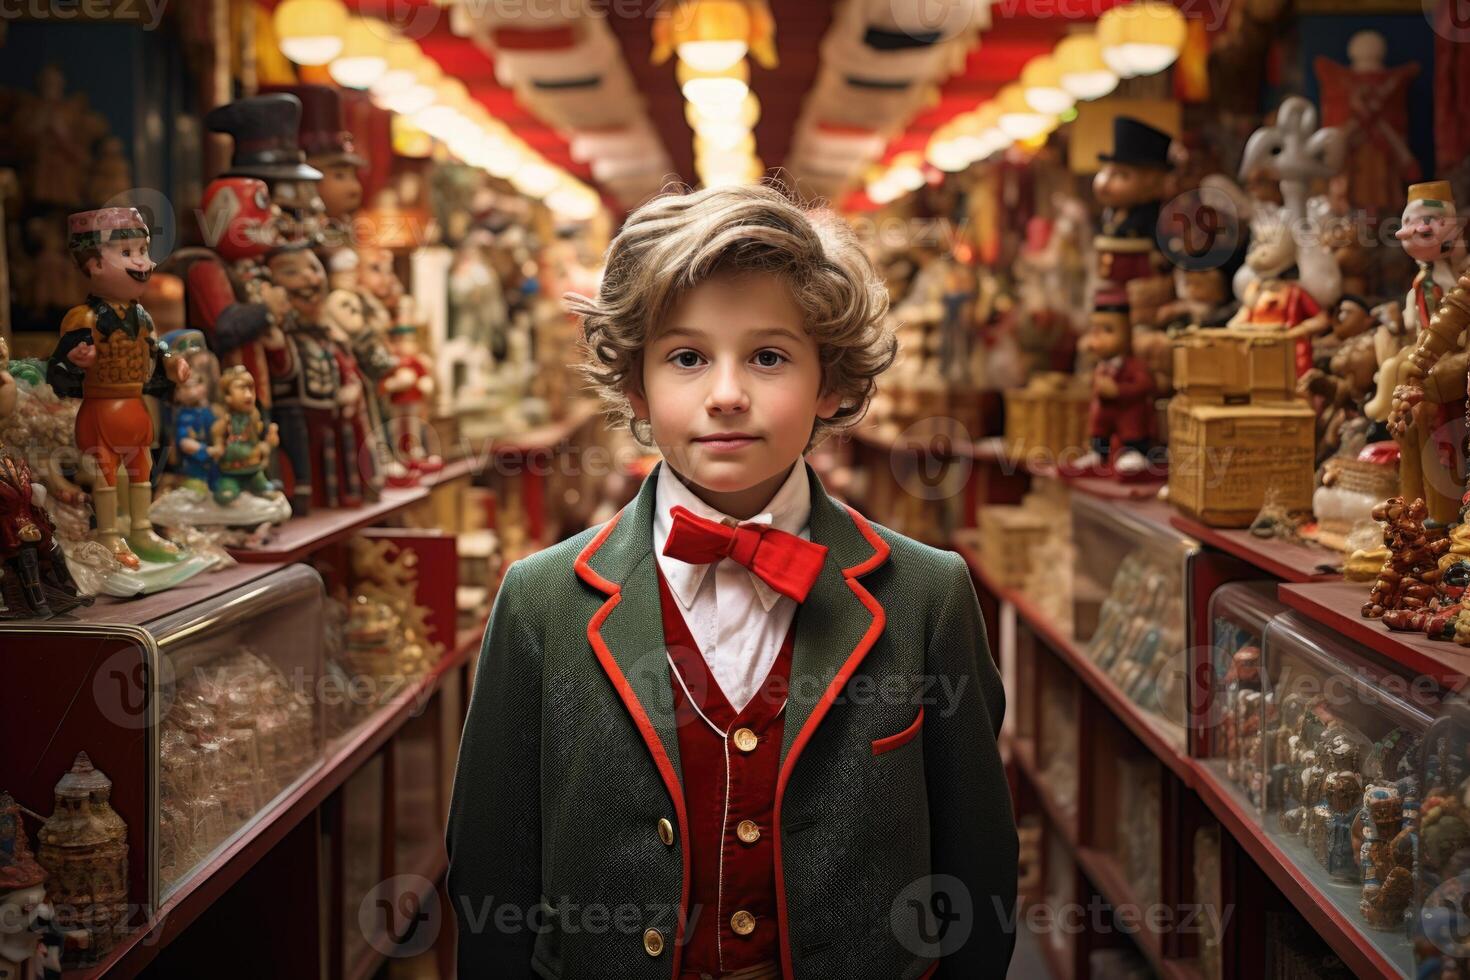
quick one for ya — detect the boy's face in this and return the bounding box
[629,272,842,517]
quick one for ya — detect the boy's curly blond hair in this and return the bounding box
[565,182,897,452]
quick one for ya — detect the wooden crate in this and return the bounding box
[1172,330,1296,403]
[1167,396,1316,527]
[1004,373,1091,460]
[979,505,1053,588]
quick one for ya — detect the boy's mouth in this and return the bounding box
[693,432,760,451]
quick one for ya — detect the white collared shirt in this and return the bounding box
[653,460,812,713]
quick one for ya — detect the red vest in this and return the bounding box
[657,567,793,979]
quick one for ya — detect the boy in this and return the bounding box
[447,184,1017,979]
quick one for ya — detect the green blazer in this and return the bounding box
[447,460,1016,979]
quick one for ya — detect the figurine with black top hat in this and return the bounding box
[206,93,326,247]
[1093,116,1175,321]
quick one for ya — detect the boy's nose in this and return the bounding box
[705,364,750,413]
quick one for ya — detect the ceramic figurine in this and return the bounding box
[45,208,190,570]
[1092,116,1175,322]
[378,324,443,485]
[162,330,219,495]
[0,790,65,980]
[1390,265,1470,526]
[1359,784,1415,931]
[35,754,127,968]
[208,367,283,508]
[1071,304,1156,477]
[263,245,369,514]
[283,84,364,223]
[166,176,293,417]
[0,339,87,620]
[1314,31,1421,219]
[206,94,326,248]
[1318,770,1363,881]
[1298,295,1380,464]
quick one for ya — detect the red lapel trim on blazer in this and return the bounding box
[771,503,890,979]
[575,509,692,977]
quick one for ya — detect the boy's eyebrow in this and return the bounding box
[657,325,806,344]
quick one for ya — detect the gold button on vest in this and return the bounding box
[733,727,758,752]
[643,928,665,956]
[736,819,760,844]
[730,910,756,936]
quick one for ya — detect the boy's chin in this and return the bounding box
[664,452,798,494]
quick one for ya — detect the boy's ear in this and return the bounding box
[626,383,649,421]
[816,387,843,421]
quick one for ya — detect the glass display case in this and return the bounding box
[1259,612,1439,976]
[1415,695,1470,980]
[1071,494,1201,746]
[1202,581,1288,808]
[0,564,328,915]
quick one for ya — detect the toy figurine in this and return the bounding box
[206,94,326,248]
[1072,304,1155,477]
[1359,784,1415,931]
[1316,770,1363,881]
[264,244,369,514]
[0,338,87,620]
[1390,266,1470,526]
[1298,295,1379,464]
[1363,497,1450,618]
[1226,210,1334,377]
[264,84,364,248]
[0,791,65,980]
[378,324,443,484]
[167,176,292,415]
[35,753,128,968]
[46,208,190,569]
[208,366,282,508]
[162,330,220,495]
[1092,117,1175,321]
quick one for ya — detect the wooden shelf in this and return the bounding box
[468,400,601,456]
[1170,515,1341,584]
[1012,736,1079,851]
[1074,847,1203,980]
[420,455,477,488]
[1279,580,1470,690]
[955,535,1195,786]
[227,486,430,564]
[74,639,476,979]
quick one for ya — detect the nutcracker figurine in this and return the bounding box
[208,366,282,508]
[1072,303,1156,477]
[1093,117,1174,314]
[264,244,368,514]
[206,94,326,247]
[265,84,365,229]
[46,208,191,569]
[378,324,443,484]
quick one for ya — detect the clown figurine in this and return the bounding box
[1073,303,1156,477]
[208,366,282,507]
[46,208,190,569]
[378,323,443,485]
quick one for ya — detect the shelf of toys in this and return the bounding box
[0,7,628,977]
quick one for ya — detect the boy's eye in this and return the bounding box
[754,349,787,368]
[670,350,704,369]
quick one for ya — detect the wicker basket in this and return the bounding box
[1004,373,1091,462]
[1167,395,1316,527]
[979,505,1054,589]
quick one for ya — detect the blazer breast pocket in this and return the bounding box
[871,706,924,756]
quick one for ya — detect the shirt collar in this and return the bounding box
[653,460,812,612]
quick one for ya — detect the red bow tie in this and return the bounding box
[662,505,828,603]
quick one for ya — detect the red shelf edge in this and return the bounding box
[1169,515,1340,585]
[1012,736,1080,852]
[227,486,431,564]
[1074,847,1203,980]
